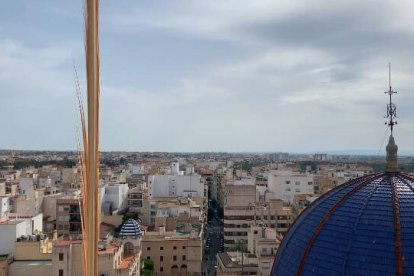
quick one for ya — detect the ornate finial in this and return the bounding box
[385,63,397,134]
[386,135,398,172]
[385,63,399,172]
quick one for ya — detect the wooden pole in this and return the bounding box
[85,0,100,275]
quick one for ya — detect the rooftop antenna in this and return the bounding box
[385,63,397,134]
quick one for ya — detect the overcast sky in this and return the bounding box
[1,1,414,153]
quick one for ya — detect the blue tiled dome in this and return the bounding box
[272,172,414,275]
[119,218,142,239]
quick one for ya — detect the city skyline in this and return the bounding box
[2,1,414,152]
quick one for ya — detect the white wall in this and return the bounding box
[102,184,129,211]
[267,170,314,203]
[19,178,35,197]
[31,213,43,233]
[42,194,60,221]
[129,164,145,175]
[0,196,9,221]
[0,215,41,255]
[148,174,204,198]
[38,177,52,188]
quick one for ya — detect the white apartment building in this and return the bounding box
[0,213,43,255]
[148,163,204,199]
[267,170,315,203]
[101,183,129,214]
[9,178,44,217]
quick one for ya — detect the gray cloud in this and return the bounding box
[1,1,414,152]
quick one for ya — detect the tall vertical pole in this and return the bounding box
[241,240,244,275]
[85,0,100,275]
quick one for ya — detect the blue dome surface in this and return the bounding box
[272,172,414,275]
[120,218,142,239]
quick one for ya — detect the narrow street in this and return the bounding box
[203,217,224,275]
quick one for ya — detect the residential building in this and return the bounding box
[216,252,258,275]
[0,213,43,256]
[148,174,204,199]
[247,226,281,275]
[52,238,140,276]
[141,227,203,276]
[55,199,81,238]
[101,183,129,215]
[224,197,291,249]
[147,162,204,199]
[267,170,315,203]
[7,236,52,276]
[127,185,146,213]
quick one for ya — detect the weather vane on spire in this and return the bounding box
[385,63,397,135]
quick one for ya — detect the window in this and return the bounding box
[160,247,164,250]
[295,188,301,192]
[59,270,64,276]
[182,246,186,249]
[308,181,313,185]
[59,253,64,261]
[173,246,177,250]
[147,256,151,260]
[285,181,290,184]
[160,256,164,262]
[58,216,69,222]
[173,256,177,261]
[254,230,258,234]
[147,247,151,251]
[182,255,186,261]
[285,188,291,191]
[160,267,163,272]
[295,181,300,186]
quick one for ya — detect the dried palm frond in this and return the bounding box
[83,0,100,275]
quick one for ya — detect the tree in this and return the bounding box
[229,240,248,252]
[122,212,138,222]
[141,259,154,276]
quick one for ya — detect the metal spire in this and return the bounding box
[385,63,397,134]
[385,63,399,173]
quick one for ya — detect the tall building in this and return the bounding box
[55,199,81,237]
[224,199,292,250]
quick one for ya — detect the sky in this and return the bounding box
[1,1,414,153]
